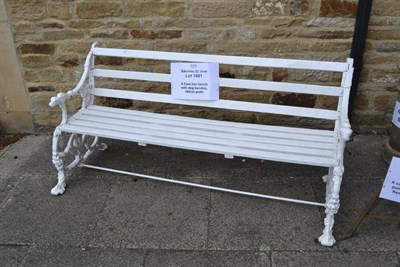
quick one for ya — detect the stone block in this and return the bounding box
[131,30,182,39]
[43,30,84,41]
[9,5,45,21]
[125,2,185,17]
[271,93,316,108]
[297,29,353,39]
[272,68,289,82]
[375,42,400,53]
[56,54,80,68]
[39,22,65,29]
[155,40,208,53]
[97,97,133,109]
[368,29,400,40]
[95,56,124,66]
[76,2,122,19]
[21,55,51,68]
[192,1,252,18]
[252,0,309,16]
[374,93,397,112]
[28,86,55,93]
[354,92,370,111]
[47,3,72,20]
[373,0,400,16]
[69,20,104,29]
[319,0,357,17]
[19,43,55,54]
[91,29,128,39]
[261,28,291,38]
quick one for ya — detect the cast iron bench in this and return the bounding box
[49,42,353,246]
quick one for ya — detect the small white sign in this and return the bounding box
[171,63,219,100]
[392,101,400,128]
[380,156,400,203]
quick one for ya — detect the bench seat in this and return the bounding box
[60,105,338,167]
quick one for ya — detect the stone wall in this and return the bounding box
[4,0,400,132]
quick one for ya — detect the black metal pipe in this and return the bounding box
[348,0,373,121]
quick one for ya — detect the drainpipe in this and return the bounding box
[348,0,373,121]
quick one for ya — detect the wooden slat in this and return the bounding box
[83,107,336,144]
[92,69,343,97]
[60,124,336,167]
[89,105,335,137]
[92,47,349,72]
[91,88,340,120]
[68,118,333,157]
[75,111,335,149]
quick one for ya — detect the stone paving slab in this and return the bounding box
[0,175,112,247]
[167,148,262,180]
[271,251,399,267]
[22,246,145,267]
[145,249,271,267]
[0,245,30,267]
[208,179,332,252]
[0,134,399,266]
[0,135,53,177]
[90,178,210,250]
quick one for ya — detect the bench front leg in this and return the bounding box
[51,127,67,195]
[319,165,343,246]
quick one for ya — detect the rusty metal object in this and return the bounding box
[383,92,400,164]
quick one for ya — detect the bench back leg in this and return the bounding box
[319,165,344,246]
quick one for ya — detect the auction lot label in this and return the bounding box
[380,156,400,203]
[171,63,219,100]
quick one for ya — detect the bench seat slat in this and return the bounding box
[92,69,343,97]
[89,105,335,137]
[84,106,336,145]
[91,88,340,120]
[92,47,349,72]
[60,122,336,167]
[73,110,335,152]
[68,118,333,157]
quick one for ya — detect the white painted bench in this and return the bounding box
[49,42,353,246]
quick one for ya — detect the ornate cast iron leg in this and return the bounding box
[51,127,66,195]
[319,166,344,246]
[51,129,107,195]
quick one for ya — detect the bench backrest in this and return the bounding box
[86,44,353,124]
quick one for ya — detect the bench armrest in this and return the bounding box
[49,50,94,124]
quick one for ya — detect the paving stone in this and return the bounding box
[0,245,30,267]
[271,251,399,267]
[259,160,326,181]
[0,175,111,247]
[91,178,210,249]
[23,246,145,267]
[343,134,388,181]
[145,249,271,267]
[0,135,53,177]
[0,174,25,206]
[208,179,333,251]
[168,148,262,180]
[83,139,172,177]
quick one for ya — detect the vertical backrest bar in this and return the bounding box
[340,58,354,118]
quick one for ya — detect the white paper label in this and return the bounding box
[380,157,400,203]
[171,63,219,100]
[392,101,400,128]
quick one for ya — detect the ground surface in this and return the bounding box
[0,134,399,267]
